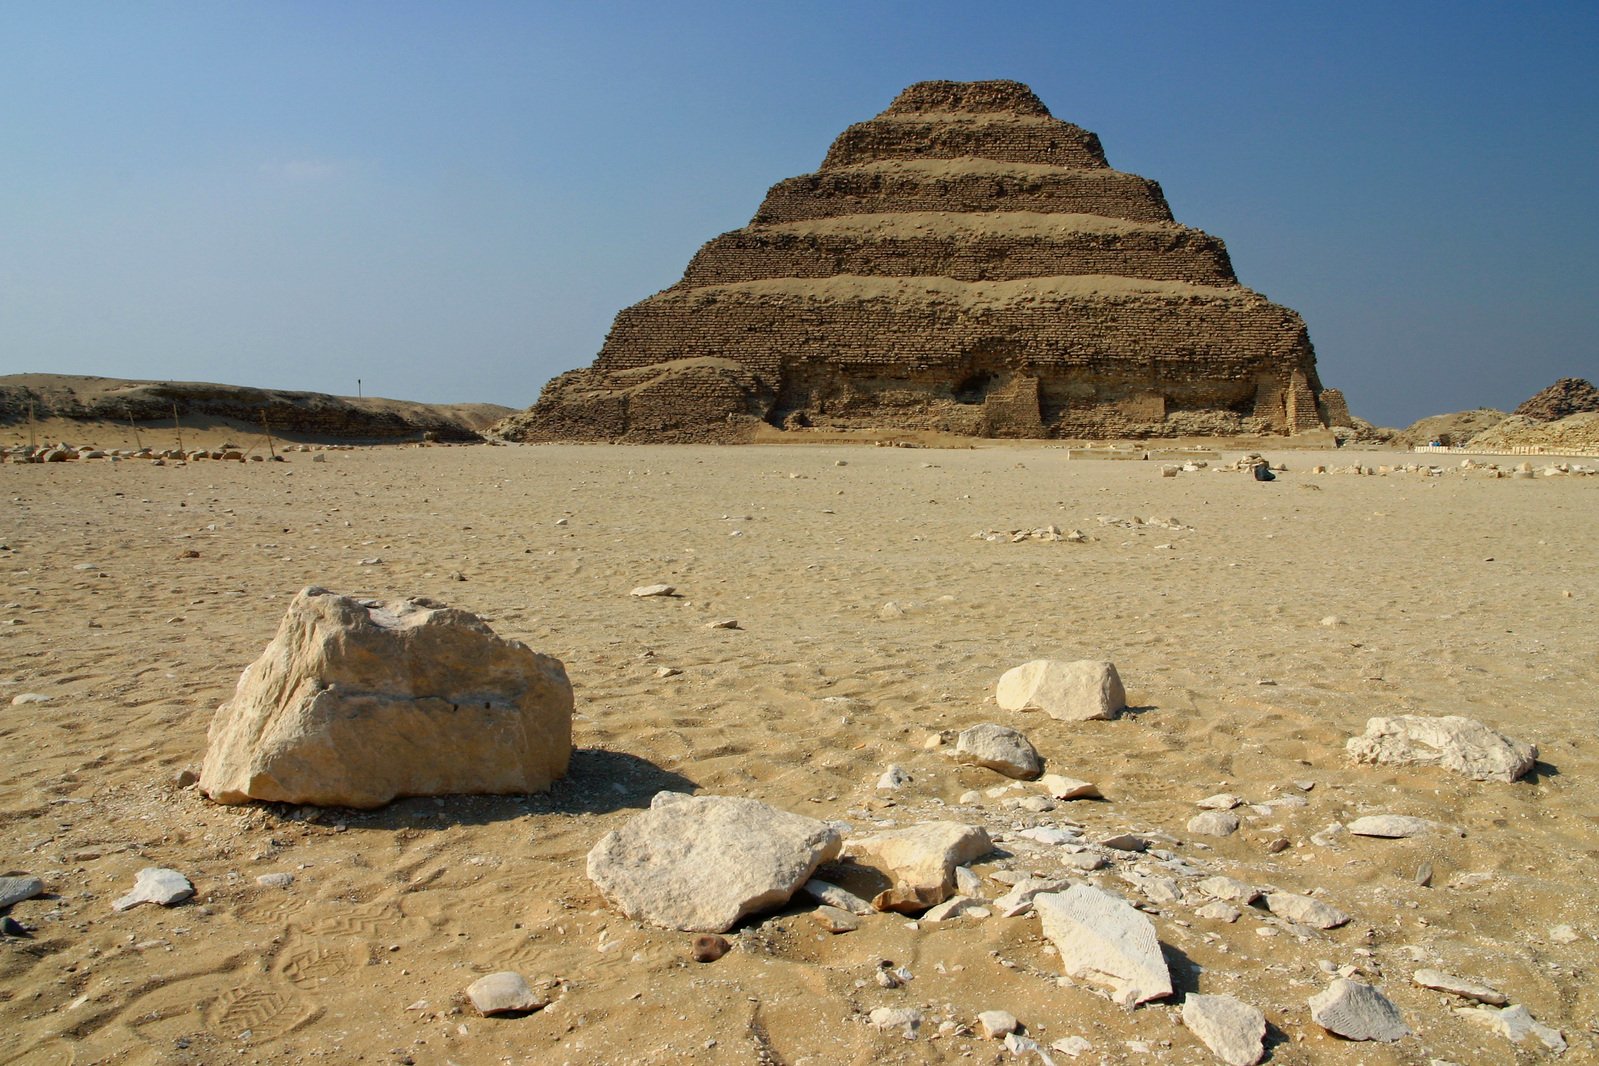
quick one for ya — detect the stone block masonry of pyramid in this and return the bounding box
[496,80,1339,443]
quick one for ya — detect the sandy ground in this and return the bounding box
[1,439,1595,1066]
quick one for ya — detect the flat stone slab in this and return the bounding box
[800,878,874,915]
[112,868,194,911]
[1265,891,1350,929]
[1456,1003,1566,1052]
[1347,815,1435,838]
[1196,876,1259,904]
[629,584,676,597]
[1035,884,1171,1006]
[1039,773,1100,799]
[1308,979,1409,1042]
[1347,714,1536,782]
[0,876,44,909]
[1412,968,1507,1006]
[1182,993,1266,1066]
[587,793,841,932]
[466,971,548,1016]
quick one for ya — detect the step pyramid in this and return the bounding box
[498,80,1339,442]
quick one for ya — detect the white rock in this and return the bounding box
[200,587,572,808]
[1307,979,1409,1042]
[1411,968,1507,1006]
[1346,815,1435,838]
[1197,876,1260,904]
[1182,993,1266,1066]
[954,865,985,898]
[587,793,841,932]
[876,764,912,790]
[466,971,547,1015]
[254,872,294,889]
[800,878,874,916]
[977,1010,1018,1039]
[1265,892,1349,929]
[1035,884,1172,1006]
[1455,1003,1565,1052]
[1187,811,1241,837]
[112,868,194,911]
[1196,793,1243,810]
[629,584,676,597]
[994,877,1070,917]
[1018,826,1079,846]
[1195,900,1242,922]
[10,693,50,705]
[922,895,985,922]
[812,905,860,933]
[868,1007,922,1038]
[847,821,994,913]
[1016,795,1056,813]
[1549,924,1580,944]
[1051,1035,1093,1057]
[1346,715,1537,782]
[1039,774,1101,799]
[996,659,1125,721]
[1310,823,1347,847]
[0,875,43,908]
[953,723,1042,780]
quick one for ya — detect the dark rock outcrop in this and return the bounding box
[499,80,1336,443]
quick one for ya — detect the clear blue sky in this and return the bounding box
[4,1,1596,427]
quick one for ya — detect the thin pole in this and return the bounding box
[172,401,183,454]
[260,409,276,459]
[357,378,362,399]
[129,407,142,450]
[27,401,36,449]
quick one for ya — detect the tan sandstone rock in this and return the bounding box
[996,659,1126,721]
[846,821,994,913]
[1347,714,1537,782]
[200,587,572,808]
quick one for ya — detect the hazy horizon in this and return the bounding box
[5,3,1596,428]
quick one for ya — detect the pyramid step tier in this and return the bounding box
[755,161,1173,224]
[679,213,1236,287]
[821,115,1108,169]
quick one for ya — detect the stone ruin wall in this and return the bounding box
[497,79,1336,443]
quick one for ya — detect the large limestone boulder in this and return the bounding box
[1346,715,1537,782]
[996,659,1125,721]
[200,587,572,808]
[587,793,842,933]
[845,821,994,913]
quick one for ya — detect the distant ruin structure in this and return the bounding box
[497,80,1337,442]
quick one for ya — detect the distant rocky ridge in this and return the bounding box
[497,80,1340,444]
[1,374,509,443]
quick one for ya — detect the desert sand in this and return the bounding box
[1,437,1594,1065]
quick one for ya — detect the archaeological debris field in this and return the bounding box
[1,440,1595,1065]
